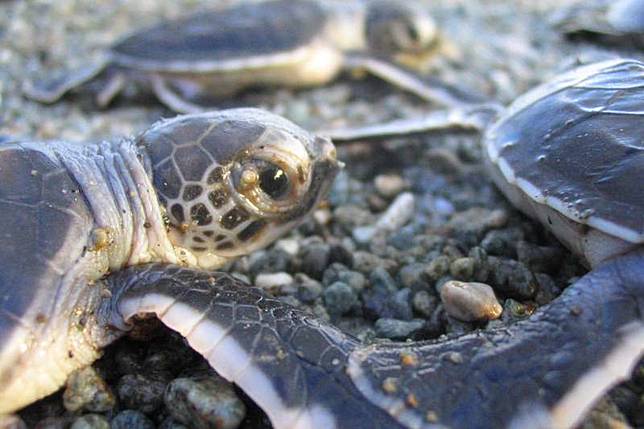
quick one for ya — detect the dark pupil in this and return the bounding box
[259,166,289,199]
[406,24,418,42]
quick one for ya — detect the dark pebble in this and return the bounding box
[328,243,354,267]
[398,263,428,291]
[110,410,154,429]
[412,290,439,318]
[502,299,537,322]
[247,249,291,276]
[488,257,538,300]
[116,374,165,414]
[480,227,524,258]
[294,273,323,303]
[322,263,367,292]
[323,282,358,316]
[164,376,246,429]
[299,238,331,279]
[374,318,426,340]
[158,418,189,429]
[352,251,397,275]
[363,273,413,321]
[70,414,109,429]
[516,241,563,273]
[63,367,115,413]
[425,255,451,282]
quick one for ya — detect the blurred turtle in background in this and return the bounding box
[551,0,644,47]
[24,0,471,113]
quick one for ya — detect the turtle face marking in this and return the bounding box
[365,1,437,56]
[139,108,340,267]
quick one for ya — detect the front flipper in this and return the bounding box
[320,104,500,143]
[150,75,212,114]
[349,249,644,429]
[105,264,402,429]
[22,59,108,103]
[342,54,489,108]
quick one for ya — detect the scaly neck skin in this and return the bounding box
[50,138,188,270]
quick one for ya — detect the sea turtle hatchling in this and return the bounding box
[313,58,643,427]
[551,0,644,47]
[23,0,466,113]
[1,61,643,429]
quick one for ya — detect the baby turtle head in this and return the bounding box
[138,108,340,267]
[365,1,437,56]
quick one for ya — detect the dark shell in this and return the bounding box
[607,0,644,33]
[110,0,328,71]
[485,59,644,242]
[554,0,644,45]
[0,142,92,355]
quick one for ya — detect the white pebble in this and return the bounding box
[440,280,503,322]
[374,174,407,198]
[255,272,294,289]
[352,193,415,244]
[274,238,299,256]
[375,192,415,232]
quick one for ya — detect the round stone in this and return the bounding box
[164,375,246,429]
[440,280,503,322]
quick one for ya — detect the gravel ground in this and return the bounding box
[1,0,643,428]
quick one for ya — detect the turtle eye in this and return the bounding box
[405,23,419,42]
[259,164,290,199]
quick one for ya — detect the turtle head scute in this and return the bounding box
[365,1,437,56]
[138,109,340,268]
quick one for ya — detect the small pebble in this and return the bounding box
[299,238,331,279]
[164,376,246,429]
[294,273,323,303]
[502,298,536,322]
[158,418,189,429]
[0,415,26,429]
[516,241,563,273]
[323,281,358,316]
[274,238,299,255]
[446,208,508,239]
[375,318,425,339]
[352,251,397,275]
[247,250,291,276]
[322,263,366,291]
[425,255,451,281]
[398,263,428,290]
[449,257,475,280]
[374,174,407,198]
[580,397,631,429]
[110,410,154,429]
[374,192,415,233]
[480,228,524,257]
[328,242,354,267]
[254,272,294,290]
[363,273,413,321]
[488,257,538,300]
[412,290,438,318]
[32,417,71,428]
[116,374,165,414]
[63,367,115,413]
[440,280,503,322]
[70,414,109,429]
[354,193,415,243]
